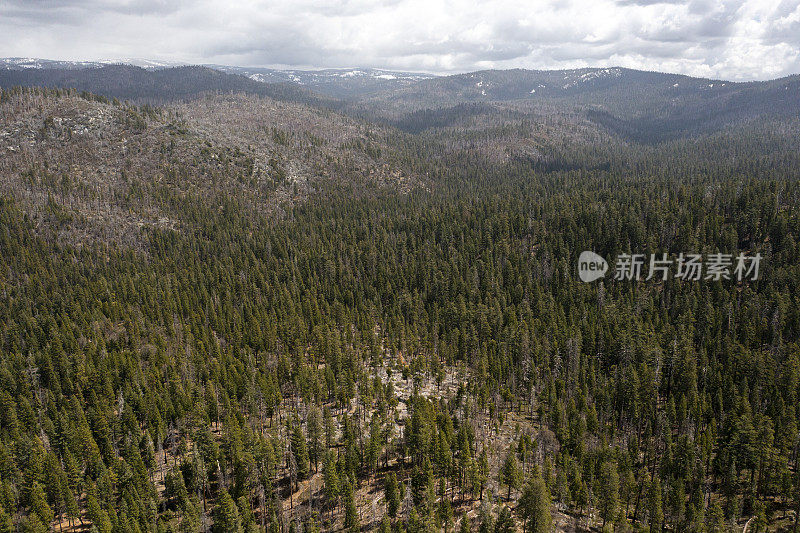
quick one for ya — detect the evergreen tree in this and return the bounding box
[500,451,521,501]
[213,489,242,533]
[493,506,515,533]
[459,514,471,533]
[520,473,552,533]
[86,489,113,533]
[598,461,619,529]
[28,482,53,526]
[343,480,359,532]
[323,450,340,510]
[291,421,310,482]
[385,472,400,518]
[648,476,664,533]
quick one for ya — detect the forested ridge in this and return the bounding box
[1,84,800,533]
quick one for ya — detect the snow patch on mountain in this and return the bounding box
[560,68,623,89]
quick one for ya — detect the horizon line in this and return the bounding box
[2,56,799,84]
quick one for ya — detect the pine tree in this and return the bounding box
[598,461,619,529]
[213,489,242,533]
[478,501,494,533]
[500,451,521,501]
[178,500,201,533]
[706,501,724,533]
[380,515,392,533]
[647,476,663,533]
[459,514,471,533]
[63,485,80,529]
[477,450,489,500]
[20,514,48,533]
[86,489,113,533]
[291,421,310,482]
[307,406,323,473]
[28,481,53,526]
[438,489,453,532]
[238,495,256,532]
[519,473,552,533]
[494,505,516,533]
[411,458,434,513]
[323,450,340,511]
[343,480,359,532]
[385,472,400,518]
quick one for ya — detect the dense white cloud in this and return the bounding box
[1,0,798,79]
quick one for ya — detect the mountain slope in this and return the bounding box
[1,58,436,99]
[2,62,798,143]
[213,66,435,98]
[0,57,182,70]
[0,64,340,108]
[0,87,421,246]
[354,67,800,141]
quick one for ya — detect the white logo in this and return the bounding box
[578,251,608,282]
[577,251,761,282]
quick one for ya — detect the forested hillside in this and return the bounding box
[0,66,339,109]
[1,75,799,533]
[4,64,800,143]
[0,60,435,100]
[353,68,800,142]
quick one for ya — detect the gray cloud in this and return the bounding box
[0,0,798,79]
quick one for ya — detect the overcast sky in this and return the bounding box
[1,0,799,80]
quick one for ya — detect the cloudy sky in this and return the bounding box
[1,0,799,80]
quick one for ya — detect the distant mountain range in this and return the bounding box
[1,57,798,142]
[0,64,342,109]
[0,57,435,98]
[0,57,182,70]
[211,66,434,98]
[355,67,800,141]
